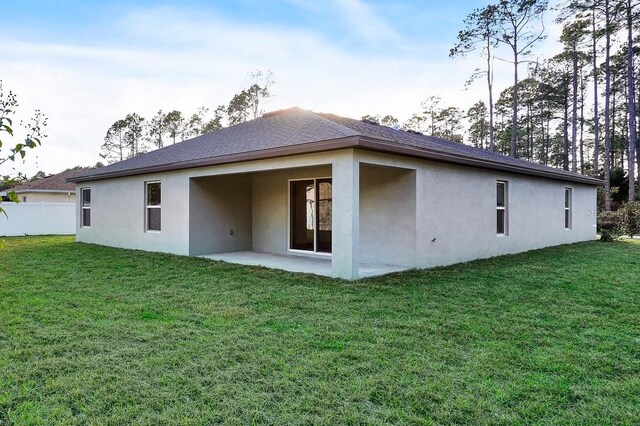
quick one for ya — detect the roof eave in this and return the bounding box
[356,137,603,186]
[67,135,603,186]
[9,189,76,194]
[67,136,361,183]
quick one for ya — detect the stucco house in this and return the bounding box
[2,169,84,203]
[69,107,600,280]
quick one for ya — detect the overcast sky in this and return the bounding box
[1,0,562,177]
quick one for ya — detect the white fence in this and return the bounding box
[0,202,75,236]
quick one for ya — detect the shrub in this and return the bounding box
[621,202,640,238]
[597,210,623,233]
[599,229,616,242]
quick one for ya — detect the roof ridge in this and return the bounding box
[306,110,361,138]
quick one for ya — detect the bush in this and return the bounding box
[599,229,616,242]
[597,210,623,233]
[621,202,640,238]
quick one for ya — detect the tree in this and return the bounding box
[361,114,400,127]
[436,107,464,142]
[0,81,47,216]
[163,110,186,145]
[467,101,490,148]
[187,106,225,136]
[226,69,275,126]
[147,110,167,149]
[451,5,499,150]
[624,0,638,201]
[559,19,590,172]
[202,106,226,133]
[404,97,464,141]
[246,69,275,120]
[495,0,549,158]
[28,171,47,181]
[100,119,128,163]
[602,0,617,211]
[226,90,251,126]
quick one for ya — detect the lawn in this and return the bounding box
[1,236,639,425]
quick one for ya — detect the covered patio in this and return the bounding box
[200,251,411,278]
[188,151,417,279]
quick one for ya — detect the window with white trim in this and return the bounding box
[81,188,91,227]
[564,188,572,229]
[497,181,508,236]
[145,181,161,232]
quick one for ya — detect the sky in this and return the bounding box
[1,0,563,177]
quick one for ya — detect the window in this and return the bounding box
[145,182,161,232]
[497,181,508,236]
[81,188,91,227]
[289,178,332,253]
[564,188,572,229]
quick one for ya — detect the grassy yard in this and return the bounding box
[1,237,639,425]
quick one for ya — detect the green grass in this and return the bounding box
[1,236,639,425]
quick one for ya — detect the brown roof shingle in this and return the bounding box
[12,168,89,192]
[69,107,601,185]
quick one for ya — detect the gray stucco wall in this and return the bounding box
[76,151,339,257]
[189,174,253,255]
[359,164,416,266]
[252,165,331,255]
[356,150,597,269]
[76,148,597,277]
[75,172,191,255]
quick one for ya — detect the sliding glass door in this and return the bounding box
[289,178,332,254]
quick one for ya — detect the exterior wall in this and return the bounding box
[252,165,331,255]
[359,164,416,266]
[15,191,75,203]
[76,147,597,278]
[0,202,75,236]
[76,151,342,256]
[189,174,253,255]
[75,172,191,255]
[356,150,597,270]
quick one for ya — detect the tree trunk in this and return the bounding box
[592,8,601,178]
[511,42,519,158]
[580,74,585,174]
[627,0,637,202]
[540,101,546,164]
[637,70,640,186]
[571,46,579,173]
[604,0,613,211]
[118,133,123,162]
[487,39,495,151]
[564,89,570,171]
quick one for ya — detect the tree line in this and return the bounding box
[100,1,639,213]
[364,0,638,212]
[99,70,274,163]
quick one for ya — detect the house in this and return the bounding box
[68,107,600,280]
[2,169,85,203]
[0,169,88,236]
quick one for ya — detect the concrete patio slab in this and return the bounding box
[200,251,410,279]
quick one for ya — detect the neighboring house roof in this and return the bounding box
[10,168,89,193]
[68,107,602,185]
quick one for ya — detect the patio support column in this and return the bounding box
[331,150,360,280]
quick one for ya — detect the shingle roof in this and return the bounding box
[69,107,601,185]
[12,168,89,192]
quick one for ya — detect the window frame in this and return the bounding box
[145,181,162,233]
[287,176,332,256]
[496,180,508,236]
[564,187,572,230]
[81,187,91,228]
